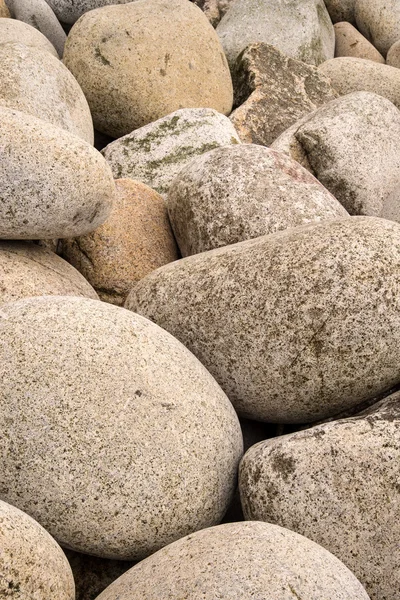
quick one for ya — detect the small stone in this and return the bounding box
[230,43,338,146]
[355,0,400,57]
[0,0,10,16]
[0,18,58,56]
[334,22,385,63]
[324,0,355,24]
[167,144,347,256]
[386,39,400,68]
[102,108,240,196]
[61,179,179,306]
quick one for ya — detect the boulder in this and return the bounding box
[62,179,179,305]
[63,0,233,138]
[386,39,400,68]
[334,22,385,63]
[0,107,114,239]
[271,92,400,219]
[240,392,400,600]
[0,42,93,144]
[0,241,98,304]
[167,144,348,256]
[355,0,400,57]
[0,296,243,559]
[0,18,58,56]
[324,0,355,24]
[45,0,131,24]
[102,108,240,196]
[94,522,369,600]
[126,216,400,424]
[0,499,74,600]
[216,0,335,69]
[230,43,338,146]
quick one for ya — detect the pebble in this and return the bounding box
[334,22,385,62]
[355,0,400,57]
[0,18,58,56]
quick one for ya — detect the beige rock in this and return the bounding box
[0,42,93,144]
[355,0,400,57]
[0,17,58,56]
[230,43,338,146]
[0,241,98,304]
[0,296,243,559]
[240,392,400,600]
[0,107,114,240]
[334,22,385,63]
[94,522,370,600]
[126,216,400,424]
[167,144,348,256]
[324,0,355,24]
[387,39,400,68]
[0,499,74,600]
[62,179,179,306]
[0,0,10,16]
[63,0,233,138]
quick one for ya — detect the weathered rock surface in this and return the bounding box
[45,0,131,24]
[102,108,240,196]
[334,22,385,63]
[324,0,355,24]
[0,499,75,600]
[272,92,400,219]
[94,522,370,600]
[230,43,338,146]
[0,42,94,144]
[126,216,400,424]
[0,0,10,16]
[0,241,98,304]
[240,392,400,600]
[63,0,233,138]
[167,144,347,256]
[216,0,335,69]
[0,296,243,559]
[0,18,58,56]
[0,107,114,239]
[355,0,400,57]
[62,179,179,305]
[386,40,400,68]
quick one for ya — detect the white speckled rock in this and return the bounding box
[0,499,74,600]
[167,144,348,256]
[355,0,400,57]
[324,0,355,23]
[0,18,58,56]
[102,109,240,196]
[45,0,131,24]
[216,0,335,69]
[0,107,114,239]
[0,241,98,304]
[334,22,385,63]
[387,40,400,68]
[63,0,233,138]
[126,216,400,424]
[272,92,400,219]
[94,522,370,600]
[240,392,400,600]
[0,296,243,559]
[0,42,93,144]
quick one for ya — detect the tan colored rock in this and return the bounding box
[62,179,179,306]
[0,17,58,56]
[0,1,10,16]
[334,22,385,63]
[387,39,400,68]
[0,499,74,600]
[63,0,233,138]
[355,0,400,57]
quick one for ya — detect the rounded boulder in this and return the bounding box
[0,18,58,56]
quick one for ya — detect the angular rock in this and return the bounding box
[0,241,98,304]
[62,179,179,306]
[355,0,400,57]
[126,216,400,424]
[0,107,114,239]
[334,22,385,63]
[102,108,240,196]
[94,522,370,600]
[167,144,348,256]
[216,0,335,69]
[0,0,10,16]
[0,42,93,144]
[0,296,243,559]
[0,499,74,600]
[45,0,131,24]
[272,92,400,219]
[230,43,338,146]
[0,18,58,56]
[63,0,233,138]
[386,39,400,68]
[240,392,400,600]
[324,0,355,24]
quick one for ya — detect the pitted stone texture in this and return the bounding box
[324,0,355,24]
[355,0,400,57]
[387,40,400,68]
[62,179,179,306]
[0,18,58,56]
[0,241,98,304]
[216,0,335,70]
[240,392,400,600]
[0,42,93,144]
[0,499,74,600]
[0,1,10,16]
[167,144,347,256]
[0,296,243,559]
[230,43,337,146]
[126,217,400,424]
[102,109,240,196]
[45,0,131,24]
[0,107,114,240]
[272,92,400,219]
[5,0,66,57]
[63,0,233,138]
[94,522,369,600]
[334,22,385,63]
